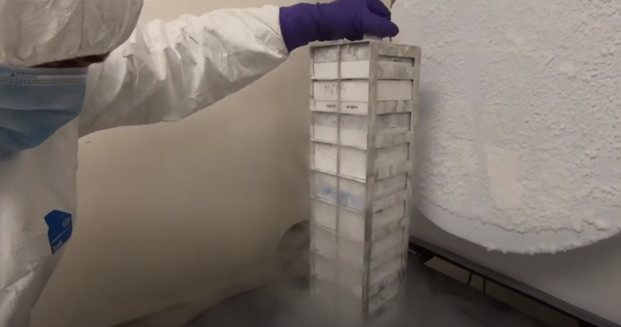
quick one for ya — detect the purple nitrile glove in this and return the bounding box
[279,0,400,52]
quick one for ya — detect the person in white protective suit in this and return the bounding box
[0,0,399,325]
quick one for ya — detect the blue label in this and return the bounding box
[319,187,364,210]
[44,210,73,254]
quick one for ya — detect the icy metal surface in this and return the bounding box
[186,256,551,327]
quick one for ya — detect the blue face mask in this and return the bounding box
[0,65,88,157]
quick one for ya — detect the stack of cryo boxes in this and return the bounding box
[308,39,421,320]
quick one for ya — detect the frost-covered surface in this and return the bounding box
[394,0,621,252]
[187,259,548,327]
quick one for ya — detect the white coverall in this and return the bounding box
[0,0,289,325]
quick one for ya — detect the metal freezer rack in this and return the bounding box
[308,39,421,319]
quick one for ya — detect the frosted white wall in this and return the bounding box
[395,0,621,323]
[397,0,621,253]
[31,1,311,327]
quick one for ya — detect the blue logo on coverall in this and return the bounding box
[44,210,73,254]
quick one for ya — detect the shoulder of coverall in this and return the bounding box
[0,0,143,67]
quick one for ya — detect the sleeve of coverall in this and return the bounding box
[78,5,289,137]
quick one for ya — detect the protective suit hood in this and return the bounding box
[0,0,143,67]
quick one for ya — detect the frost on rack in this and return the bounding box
[308,40,421,320]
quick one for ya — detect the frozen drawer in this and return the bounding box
[311,143,409,181]
[313,80,412,102]
[311,200,407,241]
[310,172,408,211]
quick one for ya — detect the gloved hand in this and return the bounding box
[279,0,399,52]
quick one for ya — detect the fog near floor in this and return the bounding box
[186,259,549,327]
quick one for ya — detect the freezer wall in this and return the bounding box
[394,0,621,324]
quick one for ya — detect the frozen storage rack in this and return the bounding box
[308,39,421,319]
